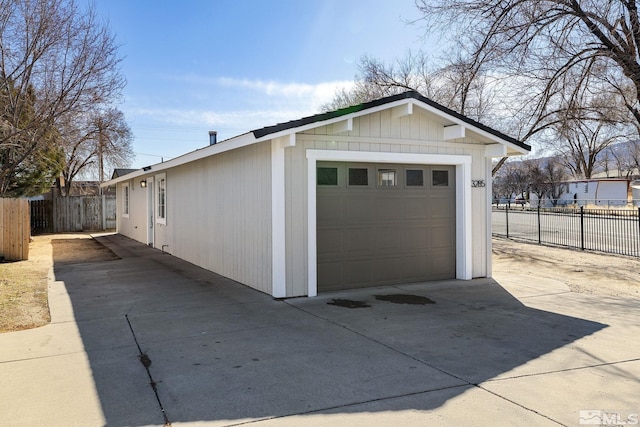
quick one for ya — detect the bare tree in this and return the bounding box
[0,0,125,196]
[57,107,133,196]
[551,95,631,179]
[493,159,530,206]
[322,51,500,123]
[415,0,640,134]
[524,158,547,203]
[627,140,640,176]
[606,140,640,178]
[322,52,436,111]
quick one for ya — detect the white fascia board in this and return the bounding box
[503,142,530,155]
[101,132,258,187]
[412,100,529,154]
[253,99,416,143]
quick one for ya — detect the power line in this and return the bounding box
[134,152,173,160]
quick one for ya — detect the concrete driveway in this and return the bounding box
[1,234,639,426]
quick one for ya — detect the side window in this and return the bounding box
[156,173,166,224]
[122,183,130,218]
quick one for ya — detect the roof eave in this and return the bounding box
[101,132,258,187]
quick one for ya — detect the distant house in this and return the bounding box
[102,91,530,298]
[558,179,629,207]
[632,180,640,206]
[111,168,138,179]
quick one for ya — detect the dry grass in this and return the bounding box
[0,236,52,332]
[0,233,119,333]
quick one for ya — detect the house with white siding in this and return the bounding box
[102,91,530,298]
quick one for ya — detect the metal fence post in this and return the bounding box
[537,205,541,244]
[580,206,585,251]
[505,203,509,238]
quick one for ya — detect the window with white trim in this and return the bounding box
[122,183,130,218]
[156,173,166,224]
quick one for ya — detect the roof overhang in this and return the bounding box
[102,91,529,187]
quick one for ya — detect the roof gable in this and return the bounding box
[252,91,530,152]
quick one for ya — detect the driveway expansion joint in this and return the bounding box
[125,314,172,427]
[227,384,472,426]
[482,357,640,382]
[478,386,566,426]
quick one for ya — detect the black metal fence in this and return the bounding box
[492,205,640,257]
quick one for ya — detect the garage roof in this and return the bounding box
[253,91,530,152]
[102,90,529,187]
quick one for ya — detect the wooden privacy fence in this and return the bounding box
[30,194,116,234]
[0,198,30,261]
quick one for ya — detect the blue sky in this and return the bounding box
[91,1,428,169]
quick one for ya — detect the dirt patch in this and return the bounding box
[493,237,640,299]
[52,235,119,265]
[327,299,371,308]
[0,233,119,333]
[375,294,436,305]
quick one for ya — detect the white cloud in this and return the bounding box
[132,107,312,130]
[130,77,356,130]
[173,74,355,111]
[125,77,357,168]
[216,76,354,102]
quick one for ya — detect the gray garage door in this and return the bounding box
[317,162,456,292]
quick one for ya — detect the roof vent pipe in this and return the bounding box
[209,130,217,145]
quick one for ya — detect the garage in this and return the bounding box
[106,91,531,298]
[316,161,456,291]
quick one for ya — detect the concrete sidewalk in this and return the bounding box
[1,234,639,426]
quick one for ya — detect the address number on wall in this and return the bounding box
[472,180,486,188]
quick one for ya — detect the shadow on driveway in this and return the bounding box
[51,234,607,426]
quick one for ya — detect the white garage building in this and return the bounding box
[102,91,530,298]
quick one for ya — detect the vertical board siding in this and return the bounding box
[287,107,490,295]
[0,198,30,261]
[117,178,151,243]
[166,141,272,294]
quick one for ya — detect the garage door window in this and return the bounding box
[348,168,369,186]
[406,169,424,187]
[317,167,338,186]
[378,169,397,187]
[432,170,449,187]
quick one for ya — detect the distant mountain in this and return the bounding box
[496,140,639,179]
